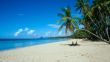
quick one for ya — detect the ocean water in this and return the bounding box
[0,38,67,51]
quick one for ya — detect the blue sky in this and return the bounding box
[0,0,82,38]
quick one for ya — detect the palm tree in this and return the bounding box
[57,6,80,45]
[91,0,110,41]
[75,0,110,43]
[57,6,79,34]
[75,0,97,39]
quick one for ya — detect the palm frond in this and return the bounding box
[71,20,79,29]
[57,13,65,17]
[65,23,69,33]
[58,23,65,31]
[56,16,68,24]
[69,23,74,32]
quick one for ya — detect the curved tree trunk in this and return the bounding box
[76,29,110,44]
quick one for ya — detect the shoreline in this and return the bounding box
[0,38,68,51]
[0,39,110,62]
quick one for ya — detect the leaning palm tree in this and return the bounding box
[75,0,110,43]
[91,0,110,41]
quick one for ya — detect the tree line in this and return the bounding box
[57,0,110,44]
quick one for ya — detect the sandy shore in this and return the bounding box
[0,39,110,62]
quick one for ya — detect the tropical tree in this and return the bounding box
[56,0,110,44]
[57,6,80,45]
[75,0,110,43]
[57,6,79,34]
[91,0,110,41]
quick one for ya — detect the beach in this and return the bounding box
[0,39,110,62]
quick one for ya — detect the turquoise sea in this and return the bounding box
[0,38,67,51]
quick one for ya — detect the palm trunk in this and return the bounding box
[77,29,110,44]
[98,8,110,41]
[88,15,98,28]
[106,27,110,41]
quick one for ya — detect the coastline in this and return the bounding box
[0,38,67,51]
[0,39,110,62]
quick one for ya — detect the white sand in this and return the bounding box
[0,39,110,62]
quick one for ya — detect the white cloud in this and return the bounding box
[48,24,60,28]
[14,28,36,37]
[14,28,23,37]
[24,27,29,31]
[27,30,35,35]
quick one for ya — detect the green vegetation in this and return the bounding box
[57,6,80,33]
[57,0,110,44]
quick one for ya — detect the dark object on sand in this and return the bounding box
[69,41,79,46]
